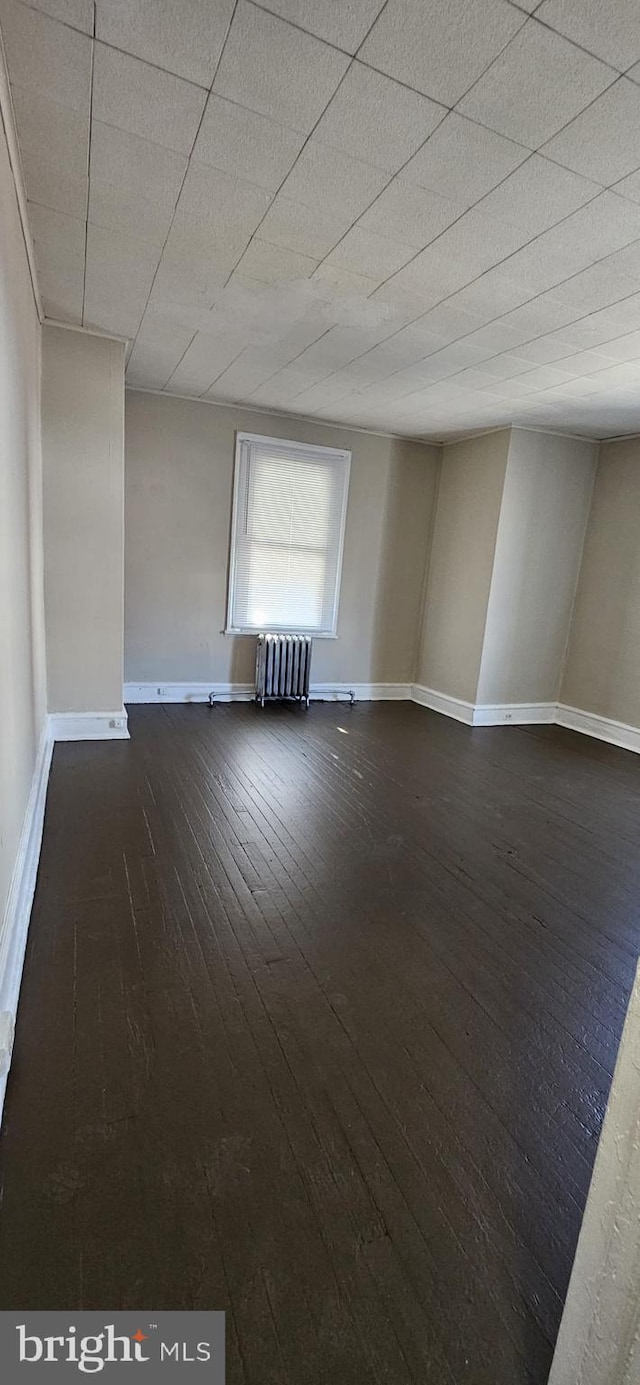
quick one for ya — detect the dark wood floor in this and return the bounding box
[0,704,638,1383]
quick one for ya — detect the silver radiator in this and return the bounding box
[255,634,312,706]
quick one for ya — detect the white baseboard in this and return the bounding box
[556,704,640,755]
[124,682,254,704]
[49,710,129,741]
[0,721,53,1122]
[410,684,475,724]
[124,681,411,704]
[411,687,640,753]
[124,682,640,753]
[472,701,557,726]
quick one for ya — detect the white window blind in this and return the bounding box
[227,433,351,636]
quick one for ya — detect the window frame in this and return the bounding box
[225,431,351,638]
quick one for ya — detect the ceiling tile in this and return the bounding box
[542,78,640,185]
[192,96,305,191]
[458,20,614,148]
[126,332,195,390]
[279,140,388,223]
[232,239,318,285]
[403,112,529,207]
[312,263,380,297]
[89,122,187,245]
[381,245,478,303]
[212,2,350,134]
[149,253,232,311]
[39,270,84,322]
[28,200,86,277]
[593,329,640,361]
[359,0,524,106]
[171,163,272,258]
[253,0,387,53]
[314,62,445,173]
[165,330,247,395]
[204,348,284,401]
[255,368,337,405]
[478,155,599,237]
[536,0,640,71]
[0,0,91,112]
[322,225,415,280]
[10,85,89,218]
[357,177,463,248]
[95,0,235,86]
[84,223,160,336]
[25,0,93,32]
[414,302,490,343]
[92,44,207,154]
[259,194,354,258]
[614,168,640,204]
[446,271,532,319]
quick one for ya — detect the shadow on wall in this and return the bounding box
[228,633,256,687]
[369,443,439,686]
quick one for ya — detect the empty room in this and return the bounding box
[2,0,640,1381]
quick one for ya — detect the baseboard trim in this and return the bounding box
[410,688,640,753]
[49,710,129,741]
[123,682,640,753]
[0,721,53,1122]
[124,682,411,704]
[472,702,557,726]
[556,704,640,755]
[410,684,475,724]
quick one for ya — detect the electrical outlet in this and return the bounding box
[156,686,167,697]
[109,717,125,729]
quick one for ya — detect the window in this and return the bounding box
[227,432,351,637]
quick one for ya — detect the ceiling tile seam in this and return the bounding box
[13,0,92,41]
[196,323,340,400]
[271,41,621,373]
[306,10,602,305]
[90,36,210,92]
[162,340,246,394]
[537,104,640,197]
[128,0,243,376]
[247,0,356,59]
[298,269,640,412]
[216,52,373,292]
[368,166,604,315]
[449,12,622,122]
[303,143,599,370]
[215,0,552,296]
[121,5,597,383]
[81,24,95,325]
[528,12,630,75]
[462,72,625,174]
[385,236,640,367]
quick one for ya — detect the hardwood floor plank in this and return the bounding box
[1,703,639,1385]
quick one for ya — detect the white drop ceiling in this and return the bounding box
[5,0,640,441]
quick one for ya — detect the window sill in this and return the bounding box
[224,628,338,639]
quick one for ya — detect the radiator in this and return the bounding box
[255,634,312,706]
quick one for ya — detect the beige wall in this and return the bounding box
[0,108,46,930]
[478,428,597,705]
[42,325,125,713]
[124,390,440,687]
[561,437,640,728]
[0,106,46,932]
[549,958,640,1385]
[416,430,510,702]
